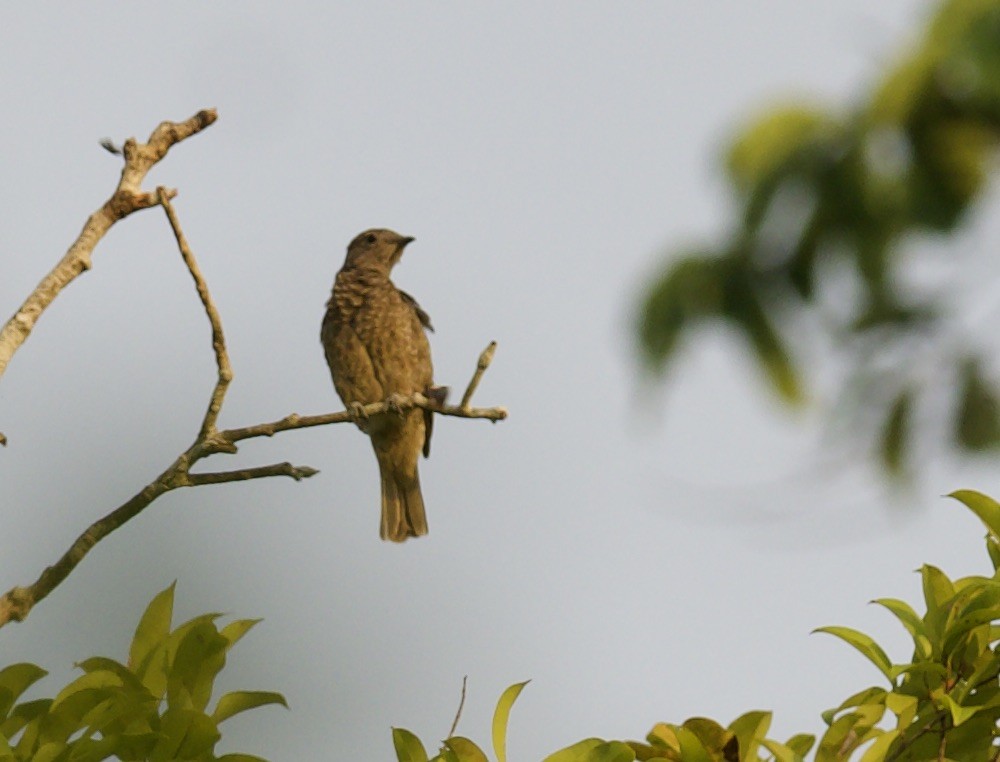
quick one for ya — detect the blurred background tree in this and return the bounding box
[638,0,1000,477]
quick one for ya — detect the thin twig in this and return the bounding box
[158,188,232,439]
[188,463,319,485]
[461,341,497,410]
[447,676,468,739]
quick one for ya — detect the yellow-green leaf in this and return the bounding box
[492,681,529,762]
[813,627,894,682]
[444,736,489,762]
[212,690,288,724]
[542,738,606,762]
[858,729,899,761]
[949,490,1000,541]
[129,583,175,672]
[393,728,429,762]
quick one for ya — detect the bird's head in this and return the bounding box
[344,228,415,272]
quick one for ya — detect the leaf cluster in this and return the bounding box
[0,584,285,762]
[394,489,1000,760]
[637,0,1000,474]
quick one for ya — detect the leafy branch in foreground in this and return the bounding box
[0,583,285,761]
[395,489,1000,761]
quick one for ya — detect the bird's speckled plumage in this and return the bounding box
[321,229,435,542]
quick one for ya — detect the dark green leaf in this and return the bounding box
[879,389,912,475]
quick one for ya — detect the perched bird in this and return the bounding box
[321,229,439,542]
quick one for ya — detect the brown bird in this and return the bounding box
[321,229,438,542]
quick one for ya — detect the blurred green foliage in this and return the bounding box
[395,489,1000,760]
[0,584,285,761]
[637,0,1000,474]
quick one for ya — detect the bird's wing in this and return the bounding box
[321,313,385,405]
[398,289,434,332]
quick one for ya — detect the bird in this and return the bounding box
[321,228,440,542]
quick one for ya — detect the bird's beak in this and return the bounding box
[399,236,415,247]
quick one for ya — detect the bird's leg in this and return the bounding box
[349,401,369,421]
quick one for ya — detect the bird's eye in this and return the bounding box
[365,233,377,245]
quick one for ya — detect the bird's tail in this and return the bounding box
[377,458,428,542]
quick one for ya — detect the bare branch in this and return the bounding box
[0,476,174,624]
[158,188,232,439]
[220,391,507,448]
[461,341,497,409]
[0,111,507,628]
[0,109,217,441]
[188,463,319,485]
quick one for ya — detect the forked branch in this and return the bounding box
[0,119,505,627]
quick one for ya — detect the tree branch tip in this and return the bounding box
[294,466,320,480]
[156,186,178,202]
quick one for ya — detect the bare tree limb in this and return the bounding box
[187,463,320,486]
[0,137,506,627]
[0,109,218,444]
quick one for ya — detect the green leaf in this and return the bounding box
[392,728,429,762]
[443,736,489,762]
[166,621,228,713]
[219,619,262,650]
[672,726,713,762]
[883,693,917,729]
[638,256,725,371]
[955,358,1000,450]
[920,564,955,643]
[726,277,802,404]
[491,681,529,762]
[857,729,899,761]
[813,627,894,682]
[949,490,1000,541]
[821,687,886,725]
[129,583,175,672]
[212,690,288,724]
[579,741,636,762]
[726,107,837,191]
[542,739,607,762]
[29,742,67,762]
[175,712,221,759]
[759,738,804,762]
[727,710,771,757]
[938,693,981,726]
[73,657,147,695]
[871,598,932,660]
[880,389,912,474]
[784,734,816,757]
[216,755,269,762]
[0,663,47,719]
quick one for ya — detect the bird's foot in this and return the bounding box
[349,401,368,421]
[386,393,409,418]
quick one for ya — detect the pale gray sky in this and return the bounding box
[3,2,998,759]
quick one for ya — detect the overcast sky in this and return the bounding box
[3,2,1000,759]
